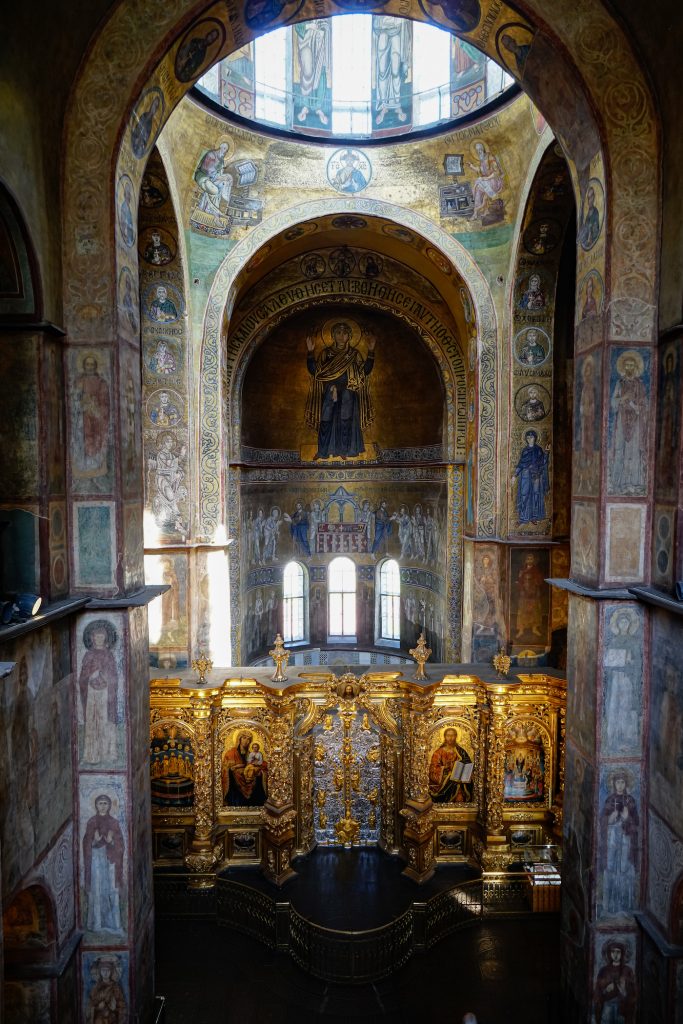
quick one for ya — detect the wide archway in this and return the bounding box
[58,1,661,1020]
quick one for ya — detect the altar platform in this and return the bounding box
[220,847,478,930]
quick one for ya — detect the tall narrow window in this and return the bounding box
[254,26,288,125]
[331,15,372,135]
[328,556,357,639]
[283,561,307,642]
[412,21,450,127]
[378,558,401,642]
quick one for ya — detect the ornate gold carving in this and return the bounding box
[485,695,508,835]
[297,734,315,853]
[492,650,511,679]
[269,634,290,682]
[191,651,213,685]
[366,746,380,764]
[314,741,326,761]
[335,815,360,845]
[361,714,371,731]
[316,789,327,808]
[380,734,397,851]
[323,714,334,730]
[409,633,432,680]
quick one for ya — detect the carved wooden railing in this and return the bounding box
[155,870,555,983]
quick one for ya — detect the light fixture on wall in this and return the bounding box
[15,593,42,618]
[0,592,42,625]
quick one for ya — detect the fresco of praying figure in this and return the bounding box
[305,320,375,459]
[600,771,639,917]
[83,795,124,934]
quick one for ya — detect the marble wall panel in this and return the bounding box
[571,500,598,581]
[605,503,646,584]
[73,501,116,588]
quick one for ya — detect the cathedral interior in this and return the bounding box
[1,0,683,1021]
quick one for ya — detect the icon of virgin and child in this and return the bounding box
[305,318,375,459]
[221,729,268,806]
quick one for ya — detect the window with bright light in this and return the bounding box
[378,558,401,642]
[412,21,451,127]
[197,14,517,141]
[328,556,356,638]
[331,15,372,136]
[254,27,288,125]
[283,561,307,642]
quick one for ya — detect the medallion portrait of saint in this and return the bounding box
[305,318,375,459]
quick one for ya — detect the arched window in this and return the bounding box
[377,558,401,643]
[283,561,307,642]
[328,556,356,639]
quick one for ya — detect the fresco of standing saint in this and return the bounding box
[293,21,331,127]
[512,430,550,524]
[305,319,375,459]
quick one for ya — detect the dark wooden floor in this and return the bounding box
[155,916,560,1023]
[220,847,479,928]
[155,849,561,1023]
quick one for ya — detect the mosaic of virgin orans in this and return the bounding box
[240,306,445,461]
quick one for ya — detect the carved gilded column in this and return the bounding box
[550,704,566,837]
[184,687,222,885]
[484,691,508,841]
[400,691,436,883]
[261,692,297,886]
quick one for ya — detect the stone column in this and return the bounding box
[400,692,436,883]
[184,688,222,884]
[261,692,297,887]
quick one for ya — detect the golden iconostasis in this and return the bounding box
[150,668,565,881]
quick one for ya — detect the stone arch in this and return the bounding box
[61,0,658,339]
[196,198,496,539]
[505,142,576,539]
[0,180,42,322]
